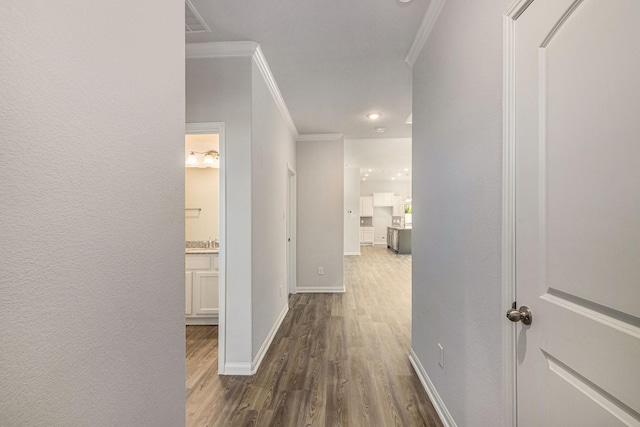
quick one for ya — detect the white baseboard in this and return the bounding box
[223,303,289,376]
[295,286,346,293]
[409,349,456,427]
[223,362,252,375]
[250,303,289,374]
[344,251,361,256]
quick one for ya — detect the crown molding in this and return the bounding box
[405,0,447,68]
[186,41,259,59]
[252,45,298,136]
[296,133,344,142]
[186,41,298,136]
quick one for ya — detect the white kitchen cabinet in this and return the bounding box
[360,226,374,244]
[359,196,373,216]
[392,196,404,216]
[373,192,394,207]
[185,253,219,325]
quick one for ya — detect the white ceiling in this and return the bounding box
[186,0,431,139]
[345,138,411,182]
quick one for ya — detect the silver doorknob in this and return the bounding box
[506,305,532,325]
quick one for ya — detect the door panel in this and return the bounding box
[513,0,640,425]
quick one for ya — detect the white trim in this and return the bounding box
[344,251,361,256]
[296,133,344,142]
[252,46,298,137]
[186,121,227,375]
[186,42,298,137]
[223,362,253,376]
[185,0,211,33]
[502,1,530,425]
[186,316,218,326]
[295,286,346,294]
[405,0,448,68]
[250,303,289,374]
[186,41,259,59]
[409,349,456,427]
[287,163,297,295]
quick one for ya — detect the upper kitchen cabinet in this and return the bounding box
[373,192,394,207]
[360,196,373,216]
[392,196,405,216]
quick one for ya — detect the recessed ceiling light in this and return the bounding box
[368,169,373,172]
[397,173,402,176]
[398,0,412,3]
[365,174,369,177]
[392,177,396,181]
[362,178,366,181]
[404,168,409,171]
[375,127,386,133]
[366,113,381,120]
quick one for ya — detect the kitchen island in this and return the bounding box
[387,226,412,254]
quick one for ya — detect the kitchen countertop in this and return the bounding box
[185,248,219,254]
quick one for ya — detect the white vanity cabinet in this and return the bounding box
[185,253,219,325]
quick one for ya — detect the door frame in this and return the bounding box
[502,1,533,425]
[185,121,227,374]
[286,163,297,295]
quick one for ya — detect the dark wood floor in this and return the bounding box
[186,245,443,426]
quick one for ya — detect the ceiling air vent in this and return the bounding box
[185,0,211,33]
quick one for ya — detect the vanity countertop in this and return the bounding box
[185,248,219,254]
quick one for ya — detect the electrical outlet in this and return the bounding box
[318,266,324,275]
[438,343,444,368]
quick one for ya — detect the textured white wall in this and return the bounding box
[185,167,220,242]
[0,1,185,425]
[344,167,361,255]
[250,60,297,360]
[411,1,509,425]
[296,138,345,291]
[186,57,253,364]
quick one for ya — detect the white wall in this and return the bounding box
[296,137,345,292]
[186,52,297,369]
[0,1,185,425]
[186,56,254,365]
[250,60,297,361]
[411,1,508,425]
[185,167,220,241]
[344,167,361,255]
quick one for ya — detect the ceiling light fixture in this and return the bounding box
[397,173,402,176]
[368,169,372,172]
[375,127,386,133]
[366,113,381,120]
[365,174,369,177]
[362,178,366,181]
[404,168,409,172]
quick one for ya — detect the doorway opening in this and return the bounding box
[185,122,226,376]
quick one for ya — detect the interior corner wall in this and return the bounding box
[250,60,297,361]
[296,138,345,291]
[344,167,361,255]
[186,56,253,365]
[0,1,185,425]
[410,0,509,425]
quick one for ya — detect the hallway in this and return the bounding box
[186,245,442,426]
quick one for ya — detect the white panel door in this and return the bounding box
[513,1,640,425]
[193,271,219,316]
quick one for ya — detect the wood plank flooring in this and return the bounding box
[186,245,443,426]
